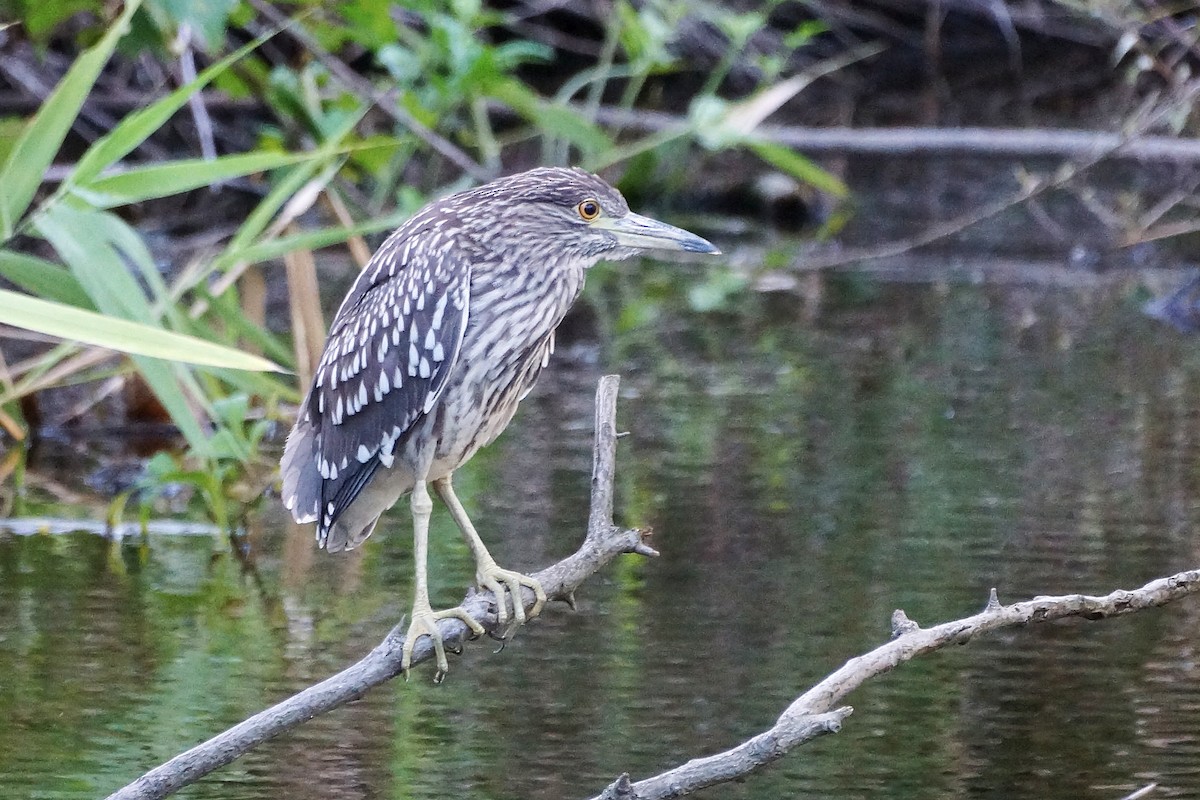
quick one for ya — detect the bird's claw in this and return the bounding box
[401,604,485,679]
[476,564,546,629]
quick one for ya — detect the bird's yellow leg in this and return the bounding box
[433,475,547,629]
[402,479,484,679]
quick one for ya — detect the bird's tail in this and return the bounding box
[322,516,380,553]
[280,398,387,552]
[280,413,321,525]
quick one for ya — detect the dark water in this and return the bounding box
[3,274,1200,799]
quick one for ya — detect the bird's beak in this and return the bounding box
[595,212,721,254]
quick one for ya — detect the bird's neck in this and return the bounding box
[472,254,585,342]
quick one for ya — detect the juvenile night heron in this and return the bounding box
[280,167,718,676]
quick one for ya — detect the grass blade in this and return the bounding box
[72,29,281,185]
[0,249,93,307]
[73,150,324,208]
[0,289,285,372]
[199,283,296,368]
[0,0,141,237]
[36,204,156,321]
[131,355,210,455]
[748,141,848,197]
[211,211,408,273]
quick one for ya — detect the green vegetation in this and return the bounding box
[0,0,842,526]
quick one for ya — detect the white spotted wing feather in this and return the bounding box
[280,229,470,549]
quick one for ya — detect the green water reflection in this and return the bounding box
[3,278,1200,799]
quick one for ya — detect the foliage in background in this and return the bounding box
[0,0,845,527]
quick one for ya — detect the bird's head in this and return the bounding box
[456,167,720,266]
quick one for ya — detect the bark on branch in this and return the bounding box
[587,573,1200,800]
[104,374,654,800]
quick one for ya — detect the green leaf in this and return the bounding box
[748,141,848,198]
[227,107,366,251]
[146,0,241,50]
[212,210,408,272]
[0,0,141,238]
[0,249,93,308]
[0,289,285,373]
[340,0,399,49]
[200,290,296,368]
[16,2,93,42]
[0,117,24,167]
[33,203,285,458]
[36,204,156,322]
[489,80,612,154]
[72,28,279,185]
[91,207,173,301]
[73,150,323,208]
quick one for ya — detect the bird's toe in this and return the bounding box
[477,565,546,629]
[401,604,484,681]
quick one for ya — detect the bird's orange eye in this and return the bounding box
[577,199,601,220]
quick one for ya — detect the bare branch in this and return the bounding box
[99,374,1200,800]
[104,374,650,800]
[586,571,1200,800]
[586,104,1200,164]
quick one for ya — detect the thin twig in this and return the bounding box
[174,24,218,164]
[779,83,1200,270]
[103,375,652,800]
[248,0,490,182]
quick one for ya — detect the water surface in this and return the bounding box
[3,275,1200,799]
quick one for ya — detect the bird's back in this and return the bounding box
[280,198,472,545]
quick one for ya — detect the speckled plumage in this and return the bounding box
[279,166,717,675]
[281,167,631,550]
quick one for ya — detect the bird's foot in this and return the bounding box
[476,561,547,630]
[401,603,485,681]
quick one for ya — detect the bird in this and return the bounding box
[279,166,719,677]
